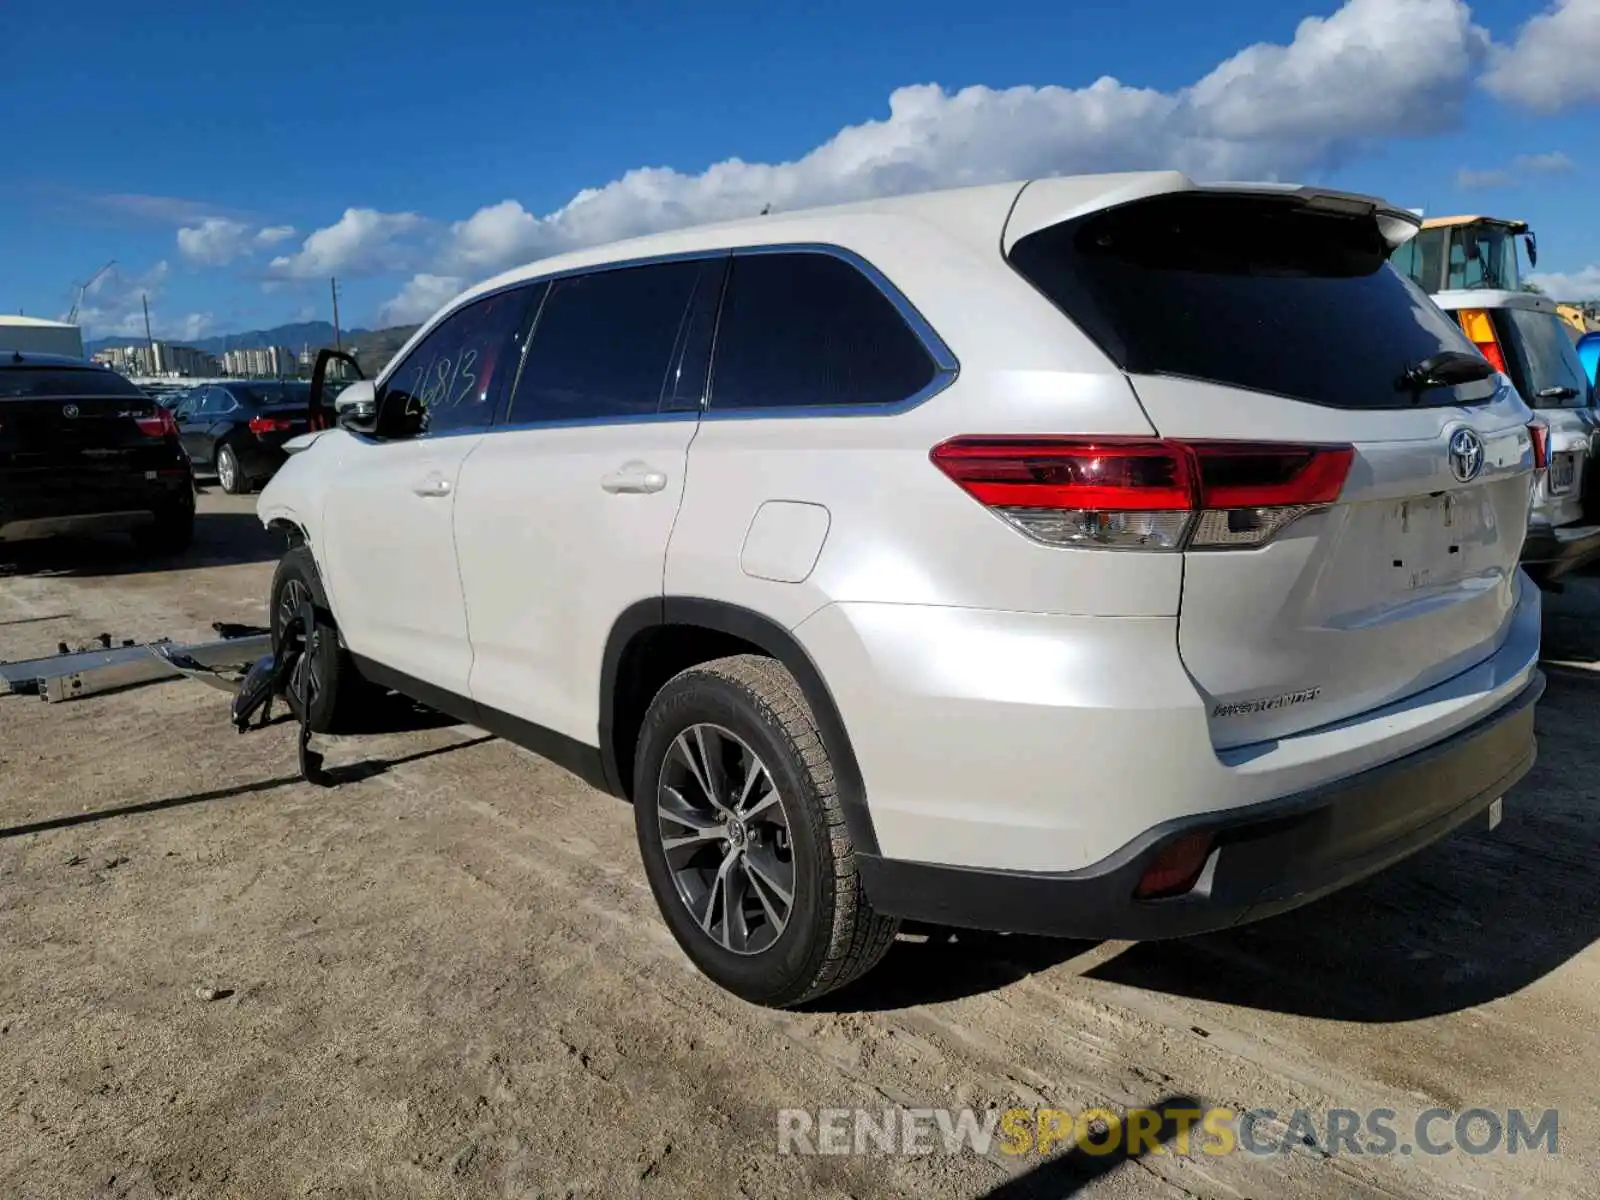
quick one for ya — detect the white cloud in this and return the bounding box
[268,208,427,279]
[1457,167,1511,189]
[378,273,465,326]
[376,0,1491,320]
[1530,265,1600,300]
[178,219,302,265]
[75,261,216,342]
[1484,0,1600,111]
[177,217,253,265]
[1514,151,1575,174]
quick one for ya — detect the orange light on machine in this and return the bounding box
[1457,309,1508,375]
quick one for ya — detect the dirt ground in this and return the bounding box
[3,489,1600,1199]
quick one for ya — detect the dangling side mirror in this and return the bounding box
[333,380,379,434]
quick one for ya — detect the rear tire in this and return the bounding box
[216,443,248,495]
[633,654,898,1007]
[269,546,375,733]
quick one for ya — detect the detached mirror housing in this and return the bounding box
[1575,332,1600,390]
[334,379,379,434]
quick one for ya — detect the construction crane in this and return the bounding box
[64,260,117,324]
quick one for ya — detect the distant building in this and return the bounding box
[220,346,295,377]
[93,342,218,378]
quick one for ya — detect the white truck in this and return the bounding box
[0,317,86,360]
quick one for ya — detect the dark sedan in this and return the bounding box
[171,381,315,494]
[0,352,195,552]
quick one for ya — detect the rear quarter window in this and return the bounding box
[1009,194,1497,410]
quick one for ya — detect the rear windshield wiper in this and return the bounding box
[1396,351,1496,396]
[1536,385,1580,402]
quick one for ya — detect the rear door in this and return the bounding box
[1007,188,1535,749]
[454,257,723,743]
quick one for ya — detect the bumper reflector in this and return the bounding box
[1134,833,1215,900]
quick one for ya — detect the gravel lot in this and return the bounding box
[3,489,1599,1199]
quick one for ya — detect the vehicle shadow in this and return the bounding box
[823,673,1600,1021]
[0,735,493,841]
[0,511,282,578]
[1539,573,1600,665]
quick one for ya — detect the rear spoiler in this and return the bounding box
[1004,173,1422,253]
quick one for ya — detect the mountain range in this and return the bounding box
[85,321,368,356]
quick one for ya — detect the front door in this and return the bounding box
[317,287,537,695]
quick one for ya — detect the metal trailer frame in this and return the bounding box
[0,633,271,702]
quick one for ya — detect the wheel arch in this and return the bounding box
[601,598,880,857]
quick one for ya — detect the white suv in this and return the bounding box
[260,172,1545,1007]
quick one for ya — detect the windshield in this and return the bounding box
[0,367,148,400]
[1448,225,1522,291]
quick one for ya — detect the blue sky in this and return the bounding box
[3,0,1598,344]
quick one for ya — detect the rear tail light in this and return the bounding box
[248,414,294,435]
[134,408,179,438]
[1457,309,1509,376]
[930,437,1355,551]
[1529,421,1550,471]
[1134,833,1215,900]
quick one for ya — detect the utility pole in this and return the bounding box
[330,277,342,351]
[142,293,155,373]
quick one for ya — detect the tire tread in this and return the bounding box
[684,654,897,1006]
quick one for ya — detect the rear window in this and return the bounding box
[234,383,311,407]
[0,367,147,400]
[1492,308,1592,409]
[1008,194,1497,410]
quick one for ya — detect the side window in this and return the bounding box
[707,252,938,410]
[196,389,222,416]
[507,259,715,424]
[378,286,537,438]
[214,390,239,414]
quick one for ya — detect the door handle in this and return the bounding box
[600,463,668,494]
[412,476,452,498]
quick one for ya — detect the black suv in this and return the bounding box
[171,380,313,494]
[0,352,195,553]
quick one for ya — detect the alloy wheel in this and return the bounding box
[656,723,795,955]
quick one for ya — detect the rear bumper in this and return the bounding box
[1521,522,1600,580]
[859,671,1543,939]
[0,469,193,542]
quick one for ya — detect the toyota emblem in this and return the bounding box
[1448,427,1485,484]
[61,403,80,419]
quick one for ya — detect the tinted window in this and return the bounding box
[708,253,937,410]
[1494,308,1592,408]
[1010,194,1498,410]
[0,368,146,400]
[508,260,714,423]
[380,286,537,438]
[234,382,311,408]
